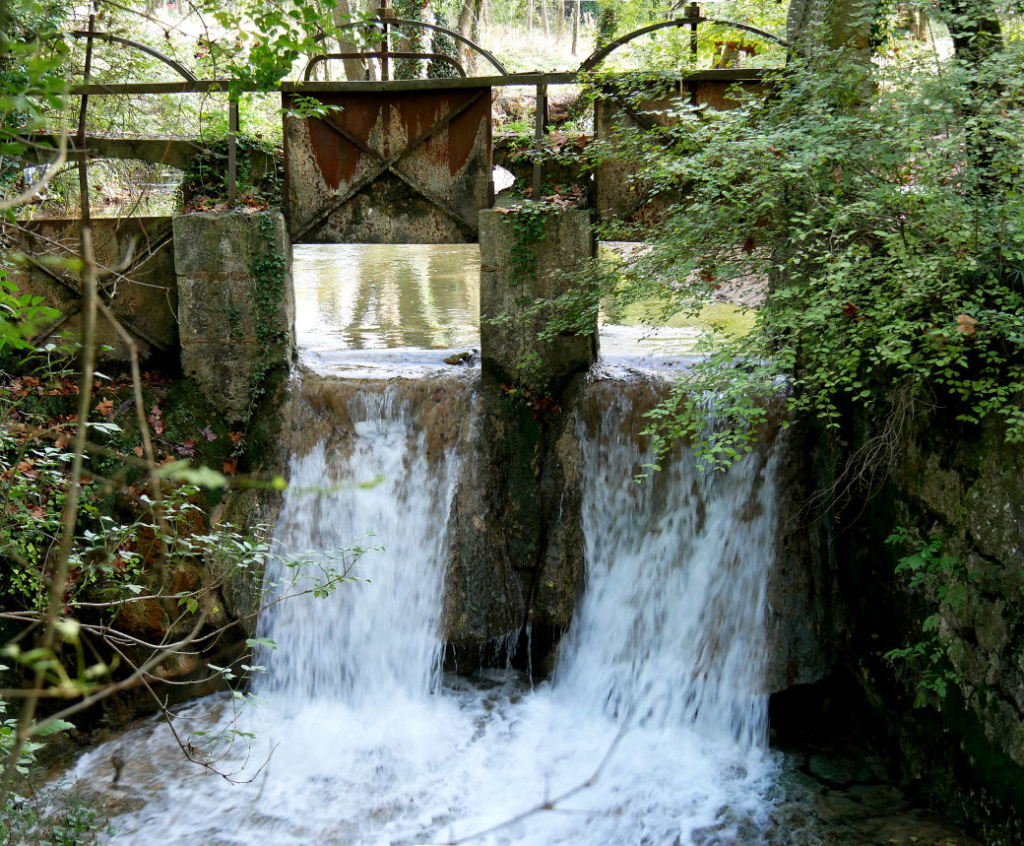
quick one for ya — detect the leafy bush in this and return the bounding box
[177,134,283,209]
[603,43,1024,469]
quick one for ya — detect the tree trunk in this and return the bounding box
[528,0,534,34]
[332,0,368,80]
[785,0,871,55]
[541,0,550,37]
[571,0,580,56]
[458,0,484,70]
[393,0,428,79]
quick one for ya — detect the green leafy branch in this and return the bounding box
[884,528,973,709]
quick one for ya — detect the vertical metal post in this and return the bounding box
[686,2,701,107]
[379,1,391,81]
[77,11,96,229]
[227,96,239,207]
[533,82,548,199]
[687,2,701,57]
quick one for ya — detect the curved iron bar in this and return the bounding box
[304,52,466,81]
[579,17,788,72]
[331,17,509,77]
[70,30,199,82]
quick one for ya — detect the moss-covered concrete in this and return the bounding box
[441,374,586,675]
[479,207,597,395]
[174,210,295,423]
[805,399,1024,844]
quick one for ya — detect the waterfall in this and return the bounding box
[557,389,775,748]
[254,389,459,707]
[66,375,779,846]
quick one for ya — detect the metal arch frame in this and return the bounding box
[304,52,466,81]
[70,31,199,82]
[578,16,788,72]
[331,18,509,77]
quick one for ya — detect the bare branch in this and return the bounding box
[0,134,68,212]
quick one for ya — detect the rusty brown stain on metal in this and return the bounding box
[284,86,492,244]
[286,89,488,190]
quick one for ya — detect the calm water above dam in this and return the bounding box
[293,243,725,376]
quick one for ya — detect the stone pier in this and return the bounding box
[479,206,597,393]
[173,211,294,422]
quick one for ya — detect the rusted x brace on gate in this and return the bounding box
[291,88,490,242]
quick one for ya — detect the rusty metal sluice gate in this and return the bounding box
[283,86,493,244]
[47,5,786,244]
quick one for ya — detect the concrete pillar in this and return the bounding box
[479,207,597,393]
[174,211,294,422]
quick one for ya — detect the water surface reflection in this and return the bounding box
[292,243,750,376]
[294,243,480,355]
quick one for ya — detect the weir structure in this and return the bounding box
[5,7,790,413]
[8,15,844,821]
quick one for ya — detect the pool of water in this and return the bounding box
[292,243,752,376]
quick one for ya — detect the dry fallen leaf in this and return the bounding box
[956,314,977,336]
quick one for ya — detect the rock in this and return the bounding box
[807,753,859,788]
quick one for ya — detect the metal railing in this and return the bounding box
[53,5,784,210]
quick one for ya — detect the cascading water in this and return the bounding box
[559,389,774,746]
[65,373,781,845]
[255,390,457,707]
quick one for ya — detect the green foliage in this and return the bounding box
[884,528,972,709]
[428,20,460,80]
[195,0,341,95]
[0,274,60,352]
[243,214,291,421]
[584,5,787,73]
[0,689,73,777]
[0,687,110,845]
[177,134,283,208]
[601,45,1024,470]
[506,200,555,286]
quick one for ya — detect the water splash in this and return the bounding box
[65,377,779,846]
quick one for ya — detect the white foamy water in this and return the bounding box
[66,382,779,846]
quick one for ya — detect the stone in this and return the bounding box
[174,211,294,422]
[807,753,859,788]
[479,207,597,394]
[173,210,287,278]
[441,381,585,667]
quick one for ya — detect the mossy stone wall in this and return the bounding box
[174,211,294,422]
